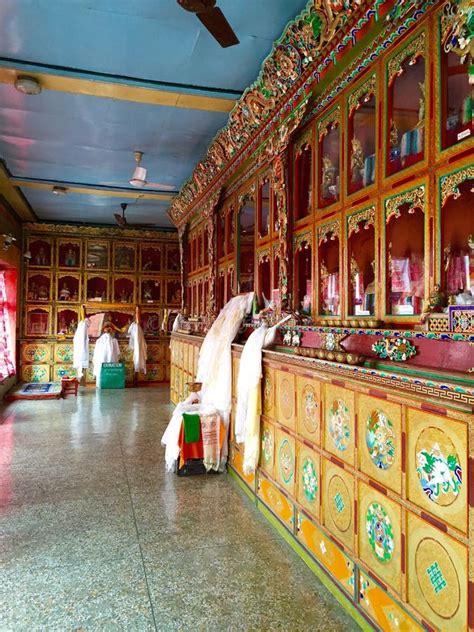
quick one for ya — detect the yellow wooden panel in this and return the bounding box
[21,364,50,383]
[232,355,240,396]
[296,441,320,521]
[52,364,77,381]
[230,446,255,490]
[53,342,73,363]
[262,366,275,419]
[275,370,296,430]
[21,342,51,364]
[257,475,294,530]
[260,419,275,479]
[323,384,355,466]
[296,375,321,445]
[357,481,402,595]
[274,427,296,498]
[357,394,402,495]
[407,408,467,534]
[407,512,468,631]
[147,343,164,362]
[322,458,355,553]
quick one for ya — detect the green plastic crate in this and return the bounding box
[98,362,125,389]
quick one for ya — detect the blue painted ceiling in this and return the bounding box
[0,0,309,227]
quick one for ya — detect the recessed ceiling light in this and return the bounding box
[52,186,67,196]
[14,76,42,95]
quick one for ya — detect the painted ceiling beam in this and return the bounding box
[0,58,238,113]
[10,177,176,201]
[0,164,36,221]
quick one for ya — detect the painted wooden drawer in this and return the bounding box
[52,364,77,381]
[275,370,296,430]
[296,513,355,597]
[21,364,50,383]
[147,343,164,362]
[142,363,165,382]
[21,342,51,364]
[358,571,423,632]
[232,355,240,396]
[260,419,275,479]
[54,343,74,363]
[323,383,355,466]
[296,374,321,445]
[274,427,296,498]
[230,445,255,491]
[296,441,320,521]
[257,474,294,531]
[322,458,355,553]
[262,366,275,419]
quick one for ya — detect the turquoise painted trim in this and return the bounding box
[256,501,374,632]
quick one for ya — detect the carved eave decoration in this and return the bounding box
[440,165,474,207]
[169,0,436,229]
[318,220,340,245]
[347,206,376,238]
[385,185,425,223]
[348,74,377,115]
[24,222,177,241]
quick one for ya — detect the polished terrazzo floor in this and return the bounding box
[0,385,359,631]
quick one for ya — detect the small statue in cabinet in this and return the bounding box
[416,81,425,128]
[59,283,71,301]
[64,248,77,267]
[350,138,365,185]
[322,155,336,198]
[421,284,447,323]
[38,285,49,300]
[28,282,38,301]
[35,247,48,266]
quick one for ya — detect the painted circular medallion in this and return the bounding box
[328,399,351,452]
[327,474,352,532]
[261,428,273,464]
[366,410,396,470]
[278,439,294,484]
[366,502,394,563]
[415,537,460,619]
[302,457,318,502]
[301,384,318,434]
[279,378,293,420]
[415,427,462,507]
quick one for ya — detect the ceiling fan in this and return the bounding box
[177,0,239,48]
[114,202,157,228]
[99,151,176,191]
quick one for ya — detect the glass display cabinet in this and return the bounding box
[113,275,135,303]
[257,175,272,240]
[26,272,51,302]
[57,238,81,269]
[86,240,109,270]
[167,279,182,306]
[293,232,313,315]
[166,244,180,273]
[140,310,160,336]
[113,243,136,271]
[25,306,51,337]
[140,277,161,304]
[227,208,235,257]
[140,245,162,272]
[386,31,427,177]
[317,221,341,317]
[384,184,426,317]
[293,130,313,220]
[56,307,80,336]
[86,274,109,302]
[217,211,226,260]
[272,244,280,307]
[438,165,474,302]
[217,267,225,311]
[237,189,256,293]
[318,107,341,209]
[257,249,271,304]
[347,74,377,196]
[57,273,80,302]
[346,206,376,317]
[28,237,52,268]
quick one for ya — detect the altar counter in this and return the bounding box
[171,331,474,632]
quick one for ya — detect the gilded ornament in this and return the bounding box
[347,206,375,238]
[440,166,474,208]
[294,232,312,252]
[372,337,417,362]
[385,185,425,223]
[318,220,340,245]
[318,106,340,141]
[387,31,426,85]
[441,0,474,68]
[348,74,376,115]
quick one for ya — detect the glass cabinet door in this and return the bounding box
[294,133,313,220]
[318,222,341,316]
[318,108,341,209]
[347,207,376,316]
[386,33,426,177]
[294,235,312,315]
[217,212,226,260]
[237,193,256,293]
[258,178,271,239]
[258,252,271,304]
[347,76,377,196]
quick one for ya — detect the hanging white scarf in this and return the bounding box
[72,319,89,379]
[127,322,147,374]
[92,333,120,378]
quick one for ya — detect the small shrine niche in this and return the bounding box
[440,49,473,150]
[106,311,133,333]
[57,240,81,269]
[141,278,161,303]
[441,177,474,302]
[272,249,280,307]
[141,246,161,272]
[294,139,313,220]
[258,178,271,239]
[294,237,312,315]
[227,210,235,255]
[57,274,80,302]
[203,231,209,267]
[318,224,340,316]
[86,241,109,270]
[347,210,376,316]
[237,193,256,293]
[113,276,135,303]
[348,80,376,195]
[114,244,136,271]
[29,239,52,267]
[258,252,271,305]
[140,310,160,336]
[386,196,425,315]
[387,45,426,176]
[167,279,181,305]
[27,273,51,302]
[166,245,180,273]
[318,111,340,208]
[217,213,226,260]
[26,307,50,336]
[57,308,79,336]
[86,276,108,302]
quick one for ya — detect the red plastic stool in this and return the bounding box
[61,377,79,397]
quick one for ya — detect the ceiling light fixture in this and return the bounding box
[14,75,42,95]
[52,186,68,196]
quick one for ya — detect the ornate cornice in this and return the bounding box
[348,74,377,115]
[318,219,340,245]
[387,30,426,85]
[24,222,177,241]
[385,185,425,223]
[440,166,474,208]
[347,206,376,238]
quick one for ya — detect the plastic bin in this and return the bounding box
[98,362,125,389]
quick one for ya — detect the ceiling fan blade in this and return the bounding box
[114,213,126,226]
[197,7,239,48]
[145,182,177,191]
